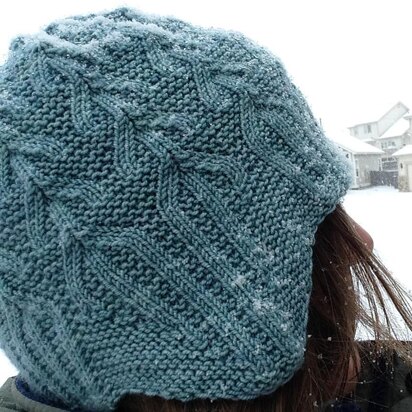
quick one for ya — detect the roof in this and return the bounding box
[392,145,412,157]
[348,101,409,128]
[326,131,384,155]
[378,118,410,139]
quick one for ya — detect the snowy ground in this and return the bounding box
[0,185,410,385]
[343,186,411,289]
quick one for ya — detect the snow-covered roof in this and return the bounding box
[378,118,410,139]
[392,145,412,157]
[327,131,384,155]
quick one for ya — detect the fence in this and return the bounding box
[370,171,398,188]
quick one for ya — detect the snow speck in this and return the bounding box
[231,274,247,287]
[280,323,289,332]
[252,297,275,313]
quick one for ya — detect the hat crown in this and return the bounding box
[0,7,352,411]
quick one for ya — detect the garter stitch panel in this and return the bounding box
[0,7,352,412]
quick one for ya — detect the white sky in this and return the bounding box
[1,0,412,134]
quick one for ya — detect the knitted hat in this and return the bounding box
[0,7,352,412]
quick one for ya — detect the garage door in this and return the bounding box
[408,164,412,191]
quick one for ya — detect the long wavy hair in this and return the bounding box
[115,202,412,412]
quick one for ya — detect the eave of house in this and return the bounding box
[392,144,412,157]
[327,132,384,155]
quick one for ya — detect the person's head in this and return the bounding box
[0,7,411,412]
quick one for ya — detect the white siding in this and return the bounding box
[397,154,412,192]
[350,122,378,141]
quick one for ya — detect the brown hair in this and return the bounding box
[115,203,412,412]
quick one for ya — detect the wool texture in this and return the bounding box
[0,7,352,412]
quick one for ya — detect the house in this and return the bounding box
[348,102,409,142]
[392,145,412,192]
[327,132,384,189]
[371,114,412,171]
[348,102,412,172]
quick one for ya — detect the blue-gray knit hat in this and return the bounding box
[0,7,352,412]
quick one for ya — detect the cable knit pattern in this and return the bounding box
[0,7,352,412]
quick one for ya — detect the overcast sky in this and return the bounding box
[1,0,411,135]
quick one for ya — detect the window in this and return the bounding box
[382,141,396,149]
[364,124,372,133]
[381,156,397,171]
